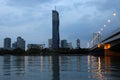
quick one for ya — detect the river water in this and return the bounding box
[0,51,120,80]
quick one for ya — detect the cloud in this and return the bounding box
[7,0,52,7]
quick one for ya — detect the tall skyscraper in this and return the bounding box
[17,37,25,50]
[4,37,11,50]
[76,39,80,49]
[52,10,60,49]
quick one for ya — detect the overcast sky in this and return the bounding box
[0,0,120,48]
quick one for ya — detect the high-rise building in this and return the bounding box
[76,39,80,49]
[61,40,67,48]
[4,37,11,50]
[17,37,25,50]
[48,39,52,49]
[52,10,60,49]
[12,42,17,49]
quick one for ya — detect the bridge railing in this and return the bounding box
[101,27,120,42]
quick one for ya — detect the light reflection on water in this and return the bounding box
[0,52,120,80]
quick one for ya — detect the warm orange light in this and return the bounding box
[97,44,101,48]
[104,44,111,49]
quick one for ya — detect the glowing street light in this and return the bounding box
[90,11,118,48]
[113,12,117,16]
[104,24,106,28]
[108,19,111,23]
[98,31,101,34]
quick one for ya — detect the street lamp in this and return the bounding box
[104,24,106,28]
[108,19,111,23]
[113,12,117,16]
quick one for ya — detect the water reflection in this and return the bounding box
[0,54,120,80]
[88,50,120,80]
[52,56,60,80]
[3,55,11,75]
[105,50,120,56]
[87,55,103,79]
[12,56,25,75]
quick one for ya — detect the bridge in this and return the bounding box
[90,27,120,51]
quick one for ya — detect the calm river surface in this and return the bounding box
[0,52,120,80]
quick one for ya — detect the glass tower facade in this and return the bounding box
[52,10,60,49]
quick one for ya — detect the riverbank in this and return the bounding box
[0,48,89,56]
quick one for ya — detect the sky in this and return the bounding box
[0,0,120,48]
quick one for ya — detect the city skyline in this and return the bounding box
[0,0,120,48]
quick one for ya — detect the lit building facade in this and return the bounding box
[52,10,60,49]
[4,37,11,50]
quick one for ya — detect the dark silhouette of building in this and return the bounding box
[12,37,25,50]
[4,37,11,50]
[61,40,67,48]
[12,42,17,50]
[48,39,52,49]
[52,10,60,49]
[76,39,80,49]
[52,56,60,80]
[17,37,25,50]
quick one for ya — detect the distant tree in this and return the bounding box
[12,48,25,55]
[27,48,41,54]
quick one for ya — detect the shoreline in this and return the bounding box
[0,48,89,56]
[0,53,88,56]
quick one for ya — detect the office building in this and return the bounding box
[76,39,80,49]
[52,10,60,49]
[67,42,73,49]
[27,44,44,50]
[17,37,25,50]
[4,37,11,50]
[48,39,52,49]
[61,40,67,48]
